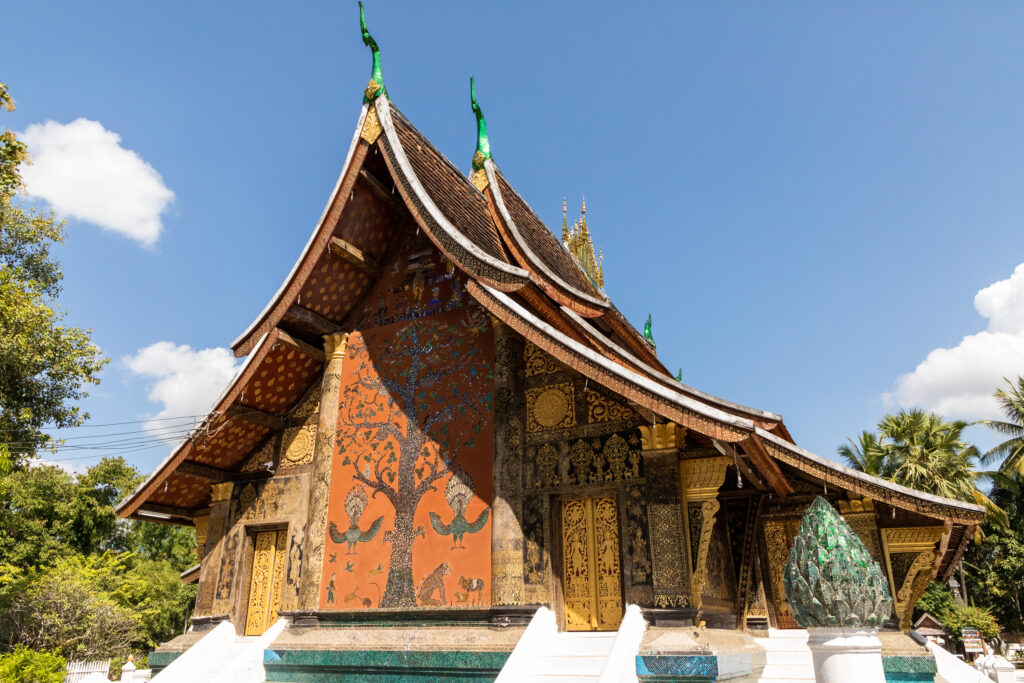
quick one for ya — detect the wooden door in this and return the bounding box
[561,496,623,631]
[244,530,287,636]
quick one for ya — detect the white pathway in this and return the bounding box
[150,619,285,683]
[752,629,814,682]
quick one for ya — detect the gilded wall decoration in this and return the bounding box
[569,439,599,485]
[586,389,637,424]
[649,503,687,608]
[680,456,729,610]
[522,494,547,592]
[194,513,209,561]
[640,422,687,451]
[625,485,652,586]
[241,437,279,474]
[747,554,769,620]
[534,444,561,488]
[524,342,563,377]
[561,496,623,631]
[702,518,736,604]
[527,383,576,433]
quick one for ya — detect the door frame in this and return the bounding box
[239,522,289,636]
[550,486,627,632]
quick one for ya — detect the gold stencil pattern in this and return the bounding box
[586,389,637,424]
[524,342,563,377]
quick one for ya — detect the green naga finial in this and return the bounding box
[784,497,893,628]
[676,368,683,382]
[470,77,491,171]
[643,314,656,348]
[359,2,385,102]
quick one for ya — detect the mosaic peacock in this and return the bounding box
[429,473,489,549]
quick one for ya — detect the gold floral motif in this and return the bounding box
[527,383,575,432]
[280,424,316,467]
[569,440,597,485]
[536,444,560,487]
[689,499,720,608]
[602,434,629,480]
[586,390,637,424]
[194,513,209,561]
[242,438,277,473]
[762,518,802,628]
[562,498,594,630]
[524,342,562,377]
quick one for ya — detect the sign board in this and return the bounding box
[961,628,985,654]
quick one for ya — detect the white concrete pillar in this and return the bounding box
[806,627,885,683]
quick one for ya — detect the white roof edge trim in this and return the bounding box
[232,104,372,351]
[116,331,273,514]
[480,285,754,431]
[484,160,608,309]
[561,306,782,422]
[755,428,986,515]
[375,99,529,281]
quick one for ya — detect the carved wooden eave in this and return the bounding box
[483,160,609,317]
[468,281,754,442]
[116,327,324,519]
[372,97,531,293]
[231,104,373,358]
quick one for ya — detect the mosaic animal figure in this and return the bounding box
[329,486,383,554]
[417,562,450,606]
[343,585,361,605]
[429,474,490,549]
[458,576,484,604]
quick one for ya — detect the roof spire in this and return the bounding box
[470,77,492,170]
[562,197,569,243]
[359,2,385,103]
[676,368,683,382]
[643,314,656,348]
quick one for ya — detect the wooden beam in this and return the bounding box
[274,328,326,363]
[137,502,194,519]
[358,167,405,214]
[328,236,382,277]
[226,403,286,431]
[283,304,342,337]
[177,461,230,483]
[714,439,767,492]
[740,434,794,498]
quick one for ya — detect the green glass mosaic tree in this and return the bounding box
[783,496,893,628]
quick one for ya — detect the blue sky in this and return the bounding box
[6,2,1024,474]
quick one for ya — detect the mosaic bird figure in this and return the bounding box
[429,473,490,549]
[329,486,383,554]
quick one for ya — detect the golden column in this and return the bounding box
[297,332,349,610]
[679,454,730,612]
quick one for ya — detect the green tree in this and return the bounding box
[0,646,66,683]
[839,409,1006,525]
[980,376,1024,476]
[913,581,957,622]
[0,82,107,468]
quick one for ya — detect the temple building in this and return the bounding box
[118,7,984,681]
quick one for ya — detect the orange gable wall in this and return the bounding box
[318,267,494,610]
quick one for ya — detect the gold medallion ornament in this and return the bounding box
[527,383,575,432]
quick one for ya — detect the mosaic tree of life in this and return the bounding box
[336,312,492,607]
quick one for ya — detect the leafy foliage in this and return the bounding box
[0,646,66,683]
[839,409,1006,526]
[0,82,107,468]
[980,376,1024,477]
[783,497,893,628]
[913,581,956,623]
[938,603,1000,644]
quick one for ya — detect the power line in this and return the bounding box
[0,415,207,433]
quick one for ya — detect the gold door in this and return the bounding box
[561,496,623,631]
[244,530,287,636]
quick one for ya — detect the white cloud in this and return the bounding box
[124,342,242,435]
[19,119,174,246]
[884,263,1024,421]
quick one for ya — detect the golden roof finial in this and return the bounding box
[581,195,587,216]
[562,197,568,242]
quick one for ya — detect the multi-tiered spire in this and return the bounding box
[563,197,604,290]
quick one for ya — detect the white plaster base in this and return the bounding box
[806,627,885,683]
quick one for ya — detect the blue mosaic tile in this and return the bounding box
[882,654,937,682]
[263,648,509,682]
[146,651,181,675]
[636,653,718,682]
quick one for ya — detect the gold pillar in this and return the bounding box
[194,482,233,617]
[194,510,210,563]
[297,332,349,610]
[638,423,690,608]
[679,455,729,611]
[881,526,945,630]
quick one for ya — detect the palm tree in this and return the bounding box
[980,376,1024,477]
[840,409,1007,526]
[838,431,890,477]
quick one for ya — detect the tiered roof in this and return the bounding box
[117,6,983,583]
